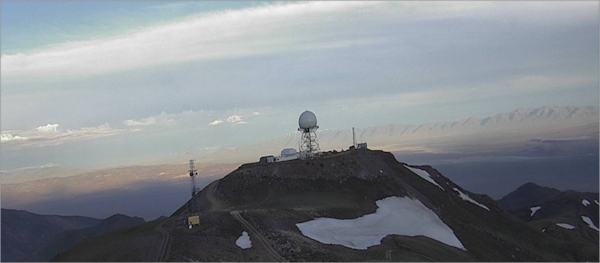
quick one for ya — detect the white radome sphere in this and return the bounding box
[299,110,318,129]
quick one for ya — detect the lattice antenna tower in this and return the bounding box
[189,159,198,197]
[298,110,320,158]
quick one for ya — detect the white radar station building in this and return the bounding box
[259,110,321,163]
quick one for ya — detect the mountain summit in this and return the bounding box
[55,149,598,262]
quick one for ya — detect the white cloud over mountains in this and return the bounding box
[207,120,224,126]
[36,124,59,133]
[124,117,157,126]
[208,115,248,126]
[1,123,121,149]
[123,111,176,127]
[120,109,257,130]
[1,133,28,142]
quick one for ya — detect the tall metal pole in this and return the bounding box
[352,127,356,148]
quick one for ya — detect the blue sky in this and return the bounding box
[1,1,268,53]
[1,1,598,170]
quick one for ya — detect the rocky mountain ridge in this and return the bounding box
[55,149,599,262]
[498,182,599,245]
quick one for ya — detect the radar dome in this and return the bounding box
[299,110,318,129]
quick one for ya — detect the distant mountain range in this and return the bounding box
[1,209,144,262]
[1,162,240,220]
[1,166,85,184]
[199,105,599,163]
[1,209,101,262]
[24,214,145,262]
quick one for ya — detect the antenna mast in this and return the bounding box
[352,127,356,148]
[189,159,198,197]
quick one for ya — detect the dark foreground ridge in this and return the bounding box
[54,149,599,262]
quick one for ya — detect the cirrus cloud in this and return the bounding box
[1,1,383,82]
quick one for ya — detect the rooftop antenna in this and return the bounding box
[298,110,320,159]
[189,159,198,197]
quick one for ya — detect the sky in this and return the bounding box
[1,1,598,171]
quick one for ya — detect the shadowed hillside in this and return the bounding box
[24,214,145,262]
[1,209,101,262]
[498,182,599,245]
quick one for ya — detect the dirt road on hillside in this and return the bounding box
[155,219,171,262]
[198,179,286,261]
[230,210,287,262]
[200,179,228,212]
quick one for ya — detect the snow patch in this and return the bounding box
[452,188,490,211]
[236,231,252,249]
[595,200,599,206]
[541,228,546,233]
[582,199,590,206]
[581,216,599,232]
[556,223,575,230]
[530,206,541,217]
[296,196,465,250]
[404,165,444,190]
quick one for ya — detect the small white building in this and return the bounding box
[276,148,300,162]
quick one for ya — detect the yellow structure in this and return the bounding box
[188,215,200,226]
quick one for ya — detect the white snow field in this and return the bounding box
[404,165,444,190]
[296,196,466,250]
[582,199,590,206]
[581,216,599,232]
[452,188,490,211]
[556,223,575,230]
[236,231,252,249]
[530,206,541,217]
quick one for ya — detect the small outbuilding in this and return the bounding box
[259,155,275,163]
[188,215,200,228]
